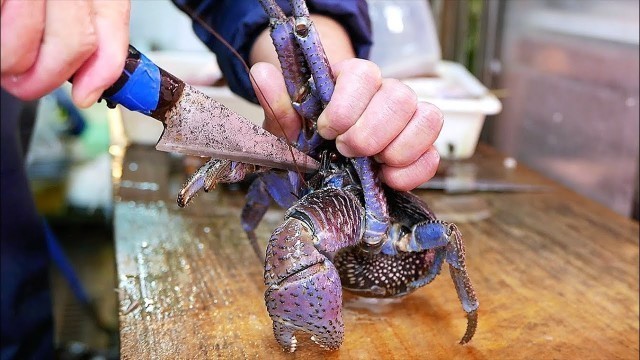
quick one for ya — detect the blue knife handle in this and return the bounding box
[98,45,185,121]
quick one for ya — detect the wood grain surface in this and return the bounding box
[113,144,639,359]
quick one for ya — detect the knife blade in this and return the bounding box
[96,45,319,173]
[418,177,550,193]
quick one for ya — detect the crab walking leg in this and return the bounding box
[289,0,335,105]
[241,172,301,261]
[392,220,479,344]
[350,158,391,248]
[446,224,479,344]
[259,0,323,125]
[177,159,261,207]
[264,188,364,351]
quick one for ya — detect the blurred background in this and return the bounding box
[20,0,638,358]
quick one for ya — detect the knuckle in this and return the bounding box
[116,1,132,18]
[430,148,441,166]
[65,15,98,59]
[385,149,441,191]
[102,45,129,86]
[77,31,99,58]
[384,78,417,106]
[421,101,444,121]
[353,59,382,85]
[349,130,384,156]
[380,147,411,167]
[423,149,440,180]
[339,58,382,88]
[417,115,440,137]
[325,100,357,132]
[417,102,444,134]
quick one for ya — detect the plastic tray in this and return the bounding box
[402,61,502,159]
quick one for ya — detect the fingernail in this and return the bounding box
[76,89,102,108]
[317,114,340,140]
[335,138,354,158]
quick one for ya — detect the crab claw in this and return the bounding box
[264,218,344,351]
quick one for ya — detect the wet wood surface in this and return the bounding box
[113,144,639,359]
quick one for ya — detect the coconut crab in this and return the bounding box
[178,0,478,352]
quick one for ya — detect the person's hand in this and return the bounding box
[250,59,442,192]
[249,15,441,191]
[0,0,130,108]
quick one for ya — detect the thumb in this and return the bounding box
[250,62,301,143]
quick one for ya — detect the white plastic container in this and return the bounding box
[366,1,499,158]
[402,61,502,159]
[367,0,441,78]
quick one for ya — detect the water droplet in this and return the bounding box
[203,227,211,233]
[141,241,148,249]
[128,162,139,171]
[503,157,517,169]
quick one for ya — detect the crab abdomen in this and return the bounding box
[334,248,443,298]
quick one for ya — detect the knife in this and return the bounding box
[94,45,319,173]
[418,177,550,193]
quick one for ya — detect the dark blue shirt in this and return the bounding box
[171,0,372,102]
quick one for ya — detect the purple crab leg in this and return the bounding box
[350,157,390,248]
[259,0,323,130]
[446,224,479,344]
[394,220,479,344]
[177,159,259,207]
[289,0,335,105]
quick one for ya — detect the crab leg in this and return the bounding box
[392,220,479,344]
[446,224,479,344]
[177,159,262,207]
[288,0,335,105]
[241,171,302,260]
[350,158,390,249]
